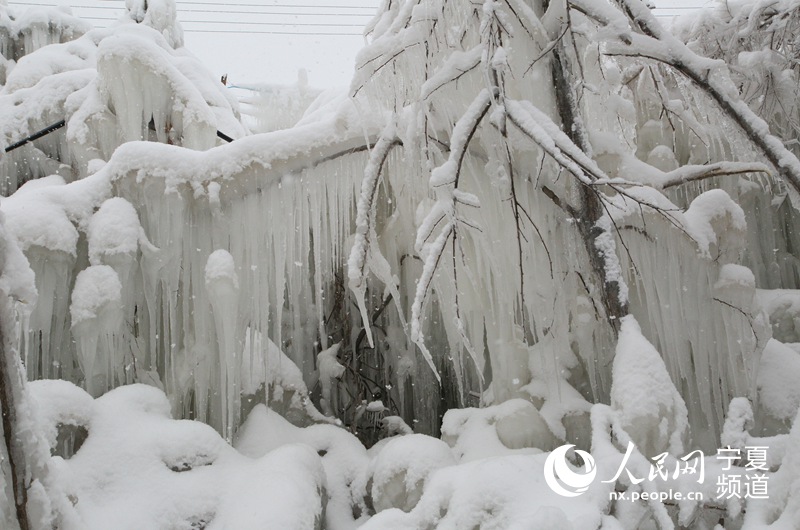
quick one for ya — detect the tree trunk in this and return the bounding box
[551,42,629,329]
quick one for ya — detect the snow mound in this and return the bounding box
[362,452,607,530]
[683,189,747,260]
[441,399,558,462]
[87,197,142,265]
[369,433,455,513]
[205,249,238,288]
[235,404,369,528]
[757,289,800,343]
[69,265,122,326]
[27,382,328,530]
[610,316,688,457]
[758,339,800,423]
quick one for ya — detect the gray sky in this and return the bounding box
[8,0,709,88]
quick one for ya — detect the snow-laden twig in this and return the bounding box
[410,222,451,383]
[591,161,771,189]
[420,45,483,101]
[575,0,800,198]
[410,89,493,381]
[348,121,402,348]
[659,161,771,189]
[505,99,609,184]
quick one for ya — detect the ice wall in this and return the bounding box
[0,0,794,459]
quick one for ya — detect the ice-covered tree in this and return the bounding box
[2,0,800,528]
[677,0,800,160]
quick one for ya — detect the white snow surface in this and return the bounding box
[205,249,238,288]
[610,316,688,457]
[86,197,141,265]
[69,265,122,326]
[28,382,327,530]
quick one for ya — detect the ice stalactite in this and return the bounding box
[70,265,123,397]
[205,250,241,442]
[95,31,218,151]
[0,208,63,530]
[3,100,375,434]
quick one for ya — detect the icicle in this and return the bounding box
[204,250,240,442]
[70,265,123,396]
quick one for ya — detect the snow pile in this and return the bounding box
[27,379,94,452]
[235,404,369,528]
[523,333,594,449]
[368,434,455,513]
[362,451,609,530]
[86,197,143,265]
[26,382,327,530]
[205,249,238,287]
[69,265,121,326]
[757,289,800,343]
[610,316,688,457]
[683,188,748,260]
[0,206,36,305]
[1,176,80,255]
[441,399,558,462]
[757,339,800,426]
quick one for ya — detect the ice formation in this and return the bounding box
[0,0,244,194]
[3,0,800,528]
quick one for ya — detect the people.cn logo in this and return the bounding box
[544,444,597,497]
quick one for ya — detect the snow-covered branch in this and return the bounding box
[410,89,493,380]
[577,0,800,197]
[660,161,771,189]
[505,99,608,184]
[348,122,402,348]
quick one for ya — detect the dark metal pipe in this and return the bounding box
[216,130,234,143]
[4,120,66,153]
